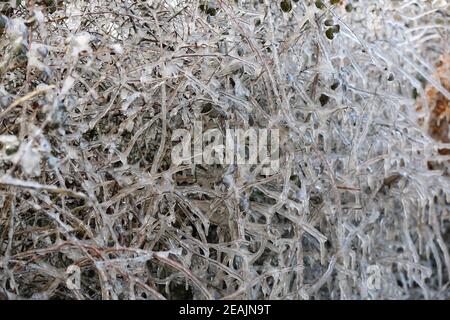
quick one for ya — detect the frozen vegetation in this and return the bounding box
[0,0,449,299]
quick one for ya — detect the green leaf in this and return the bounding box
[280,0,292,13]
[333,24,340,33]
[325,28,335,40]
[324,19,334,26]
[0,15,7,30]
[330,81,340,90]
[319,94,330,106]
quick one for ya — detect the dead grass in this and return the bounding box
[0,0,449,300]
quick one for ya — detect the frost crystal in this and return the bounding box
[0,0,448,301]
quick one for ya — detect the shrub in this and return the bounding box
[0,0,449,300]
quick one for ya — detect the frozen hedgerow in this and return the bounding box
[0,0,449,300]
